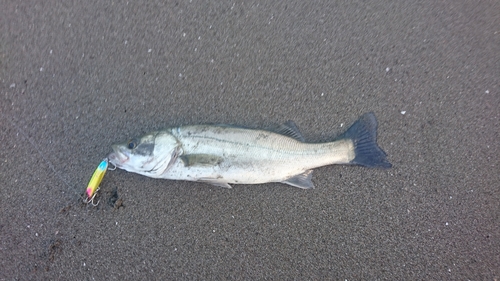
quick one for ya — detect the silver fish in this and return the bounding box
[107,113,391,189]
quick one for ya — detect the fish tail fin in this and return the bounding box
[338,112,392,168]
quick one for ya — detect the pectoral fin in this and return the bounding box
[180,154,224,167]
[282,170,314,189]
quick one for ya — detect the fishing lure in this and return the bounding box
[84,158,108,205]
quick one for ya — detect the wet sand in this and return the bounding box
[1,0,498,279]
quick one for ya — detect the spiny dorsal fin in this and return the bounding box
[277,120,305,142]
[281,170,314,189]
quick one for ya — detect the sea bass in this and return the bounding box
[107,113,391,189]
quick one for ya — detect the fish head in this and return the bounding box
[108,131,179,176]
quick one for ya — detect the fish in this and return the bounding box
[107,112,391,189]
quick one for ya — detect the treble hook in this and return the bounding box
[83,187,100,206]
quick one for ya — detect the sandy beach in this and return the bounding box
[1,0,498,279]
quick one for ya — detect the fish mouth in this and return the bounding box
[107,145,129,167]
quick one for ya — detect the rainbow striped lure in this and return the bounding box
[84,158,108,205]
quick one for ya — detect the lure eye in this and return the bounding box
[127,140,137,149]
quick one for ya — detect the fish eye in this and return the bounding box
[127,140,137,149]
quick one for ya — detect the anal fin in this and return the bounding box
[282,170,314,189]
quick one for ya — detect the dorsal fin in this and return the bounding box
[277,120,305,142]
